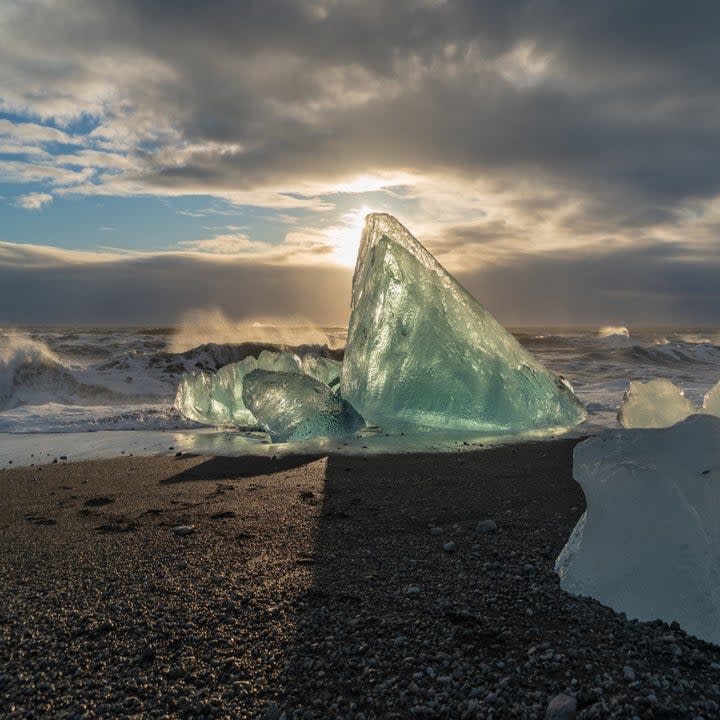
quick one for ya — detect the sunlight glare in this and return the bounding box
[331,205,371,267]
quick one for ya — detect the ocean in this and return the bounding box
[1,324,719,467]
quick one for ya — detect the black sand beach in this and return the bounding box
[2,442,720,719]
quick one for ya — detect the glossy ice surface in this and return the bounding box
[174,350,341,427]
[241,369,364,442]
[618,378,696,428]
[340,213,586,433]
[618,378,720,428]
[557,415,720,645]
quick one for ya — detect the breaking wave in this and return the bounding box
[0,330,344,418]
[0,403,199,434]
[0,335,125,411]
[597,325,630,338]
[169,308,347,352]
[2,325,719,436]
[620,342,720,368]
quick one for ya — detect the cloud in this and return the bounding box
[0,119,76,145]
[458,240,720,327]
[171,206,369,266]
[14,192,53,210]
[0,241,352,325]
[2,236,720,326]
[179,233,266,255]
[1,0,720,301]
[1,3,717,207]
[0,241,122,267]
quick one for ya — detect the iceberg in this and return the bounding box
[174,350,342,427]
[241,369,364,442]
[556,415,720,645]
[617,378,696,428]
[340,213,586,433]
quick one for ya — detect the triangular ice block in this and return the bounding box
[340,213,586,433]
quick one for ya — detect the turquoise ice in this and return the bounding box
[176,212,585,439]
[340,213,586,433]
[174,350,341,427]
[242,369,364,442]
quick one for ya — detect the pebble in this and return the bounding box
[7,446,720,720]
[475,519,498,534]
[442,541,457,553]
[430,527,443,536]
[261,703,281,720]
[172,525,195,536]
[545,693,577,719]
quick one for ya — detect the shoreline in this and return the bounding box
[0,425,600,473]
[3,441,720,718]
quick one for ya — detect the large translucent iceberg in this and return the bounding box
[340,213,586,433]
[174,350,341,427]
[241,369,364,442]
[556,415,720,645]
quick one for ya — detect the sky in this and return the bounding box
[2,0,720,327]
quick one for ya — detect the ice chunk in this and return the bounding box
[175,355,261,426]
[299,355,342,390]
[241,369,364,442]
[703,381,720,417]
[340,213,586,433]
[175,350,342,427]
[175,367,249,426]
[556,415,720,645]
[617,378,696,428]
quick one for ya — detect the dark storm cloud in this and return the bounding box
[3,1,720,323]
[0,249,353,325]
[460,242,720,327]
[4,0,720,209]
[2,240,719,327]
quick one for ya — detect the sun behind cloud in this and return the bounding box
[329,205,371,267]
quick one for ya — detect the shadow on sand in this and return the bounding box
[268,440,584,717]
[159,438,583,718]
[160,453,323,483]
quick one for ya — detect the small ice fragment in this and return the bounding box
[617,378,696,428]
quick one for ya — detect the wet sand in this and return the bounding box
[2,441,720,719]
